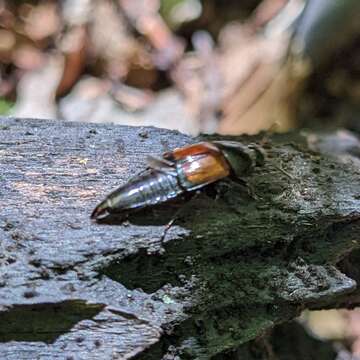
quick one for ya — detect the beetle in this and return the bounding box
[91,141,264,221]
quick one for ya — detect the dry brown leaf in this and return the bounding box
[0,29,15,60]
[12,44,45,70]
[172,30,221,133]
[23,2,60,41]
[90,0,140,78]
[119,0,184,70]
[56,26,87,96]
[217,0,305,135]
[13,54,64,119]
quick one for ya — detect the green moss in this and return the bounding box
[0,98,13,115]
[160,0,188,27]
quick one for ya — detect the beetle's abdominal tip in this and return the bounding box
[91,203,110,221]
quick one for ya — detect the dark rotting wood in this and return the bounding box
[0,117,359,359]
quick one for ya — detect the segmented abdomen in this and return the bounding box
[106,170,183,213]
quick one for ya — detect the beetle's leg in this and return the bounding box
[230,176,260,200]
[160,206,185,244]
[206,180,232,200]
[160,192,199,244]
[146,155,177,176]
[160,217,177,244]
[211,177,259,202]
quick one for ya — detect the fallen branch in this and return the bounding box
[0,117,359,359]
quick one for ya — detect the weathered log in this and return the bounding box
[0,117,359,359]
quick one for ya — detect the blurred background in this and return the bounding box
[0,0,359,357]
[0,0,359,136]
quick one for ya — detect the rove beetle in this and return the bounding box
[91,141,264,221]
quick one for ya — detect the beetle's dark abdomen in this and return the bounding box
[105,170,183,214]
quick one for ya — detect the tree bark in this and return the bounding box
[0,117,359,359]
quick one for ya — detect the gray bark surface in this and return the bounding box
[0,117,359,359]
